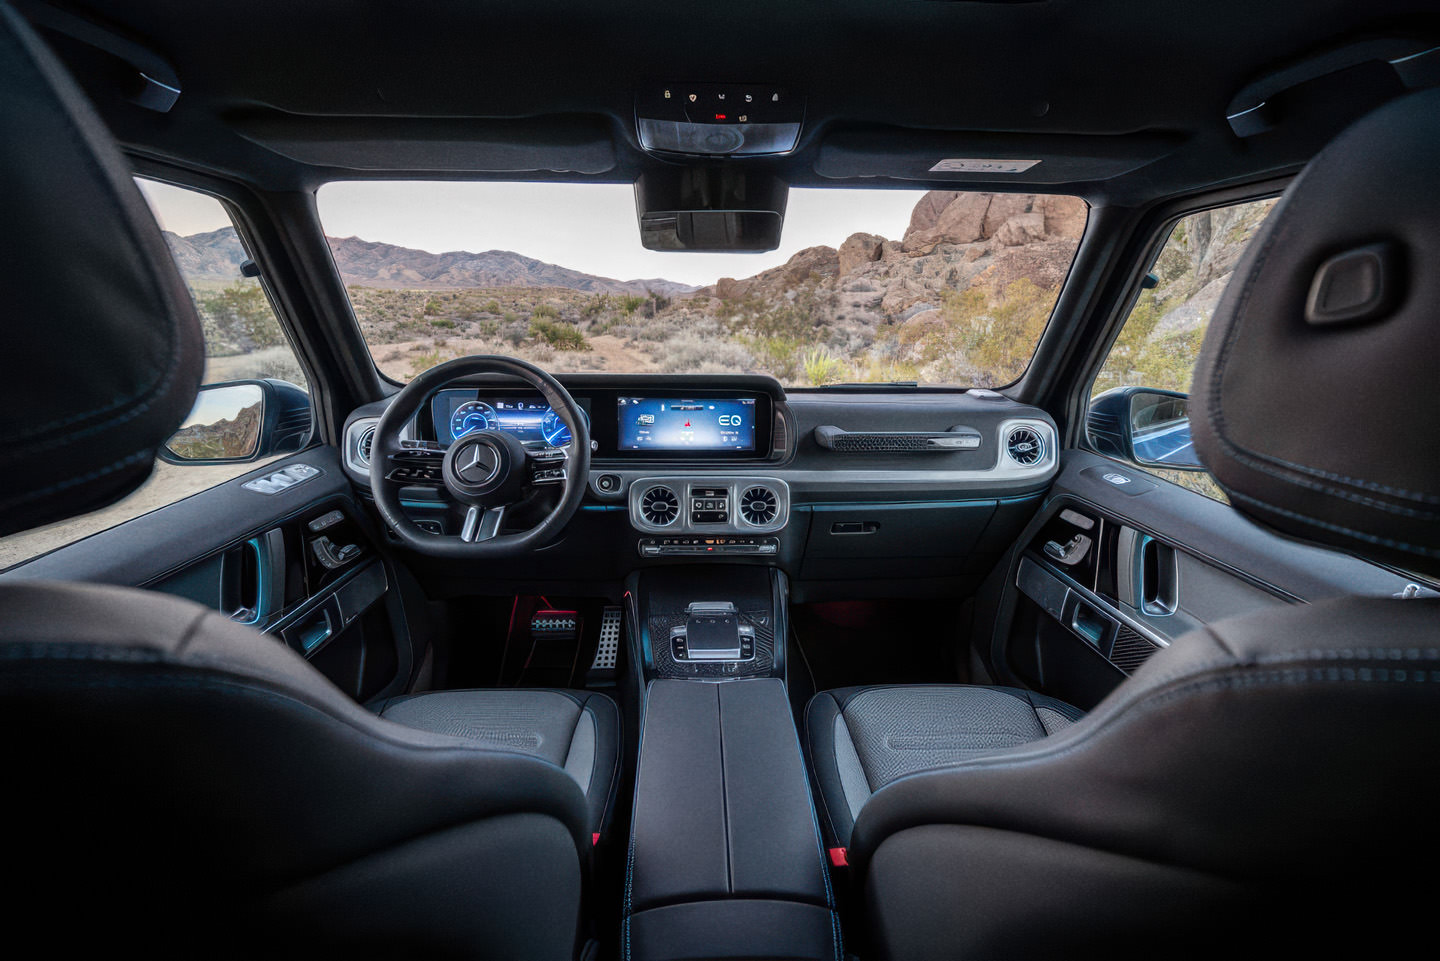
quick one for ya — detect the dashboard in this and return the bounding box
[341,373,1063,592]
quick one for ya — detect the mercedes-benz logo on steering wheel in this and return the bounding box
[456,441,500,484]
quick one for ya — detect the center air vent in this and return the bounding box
[357,426,376,466]
[739,486,779,526]
[639,486,680,527]
[1006,426,1045,466]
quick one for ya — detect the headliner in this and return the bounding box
[18,0,1440,206]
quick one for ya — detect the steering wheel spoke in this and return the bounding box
[460,505,506,542]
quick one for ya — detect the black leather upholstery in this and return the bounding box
[1190,87,1440,577]
[376,687,621,836]
[806,685,1083,847]
[0,11,620,953]
[805,90,1440,958]
[626,679,841,961]
[0,581,616,955]
[0,2,203,537]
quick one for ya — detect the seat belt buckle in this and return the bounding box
[828,847,848,867]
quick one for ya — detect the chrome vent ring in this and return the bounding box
[740,486,779,526]
[1006,426,1045,466]
[639,486,680,527]
[357,425,376,466]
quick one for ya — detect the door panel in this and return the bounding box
[1,447,412,702]
[990,451,1434,708]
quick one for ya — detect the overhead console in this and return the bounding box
[635,82,803,157]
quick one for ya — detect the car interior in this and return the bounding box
[2,1,1438,958]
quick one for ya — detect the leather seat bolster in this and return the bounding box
[0,581,599,875]
[379,687,621,837]
[846,596,1440,877]
[806,684,1085,848]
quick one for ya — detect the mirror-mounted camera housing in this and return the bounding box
[635,166,787,252]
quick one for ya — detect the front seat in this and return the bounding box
[0,7,616,957]
[806,87,1440,959]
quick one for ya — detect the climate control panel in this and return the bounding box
[628,476,789,535]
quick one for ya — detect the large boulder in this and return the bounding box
[837,232,885,276]
[995,212,1047,246]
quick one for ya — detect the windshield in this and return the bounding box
[315,183,1086,387]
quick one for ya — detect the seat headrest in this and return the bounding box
[0,3,204,538]
[1191,87,1440,577]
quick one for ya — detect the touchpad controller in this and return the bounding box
[671,602,755,661]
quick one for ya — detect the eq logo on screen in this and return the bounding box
[717,414,743,427]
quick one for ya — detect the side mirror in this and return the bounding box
[161,379,311,465]
[1087,387,1205,471]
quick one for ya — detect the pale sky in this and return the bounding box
[138,178,926,288]
[323,183,926,287]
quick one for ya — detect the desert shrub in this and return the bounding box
[501,321,528,346]
[530,318,590,351]
[618,295,645,316]
[196,281,284,354]
[429,317,456,329]
[654,333,753,373]
[532,303,561,320]
[802,348,848,386]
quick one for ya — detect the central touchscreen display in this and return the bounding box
[617,397,756,451]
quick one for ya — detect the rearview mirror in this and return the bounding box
[1087,387,1205,471]
[635,167,787,252]
[161,379,312,465]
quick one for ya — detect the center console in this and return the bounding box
[621,566,839,960]
[626,567,785,679]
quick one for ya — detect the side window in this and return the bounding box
[1088,198,1277,500]
[0,180,311,569]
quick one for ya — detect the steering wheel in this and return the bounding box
[369,355,591,558]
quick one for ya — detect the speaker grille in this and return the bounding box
[1110,626,1160,674]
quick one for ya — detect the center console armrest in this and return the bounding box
[625,678,839,960]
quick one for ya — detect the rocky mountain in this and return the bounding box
[325,236,695,297]
[166,402,262,460]
[705,191,1088,325]
[161,227,695,297]
[162,227,249,282]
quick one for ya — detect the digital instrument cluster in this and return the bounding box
[431,391,585,447]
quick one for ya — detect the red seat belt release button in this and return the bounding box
[828,847,848,867]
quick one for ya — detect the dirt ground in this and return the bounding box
[0,457,280,570]
[372,333,658,382]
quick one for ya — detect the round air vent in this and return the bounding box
[1006,426,1046,466]
[740,486,779,526]
[357,426,376,466]
[639,485,680,526]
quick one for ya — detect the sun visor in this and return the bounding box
[814,127,1183,185]
[228,112,617,174]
